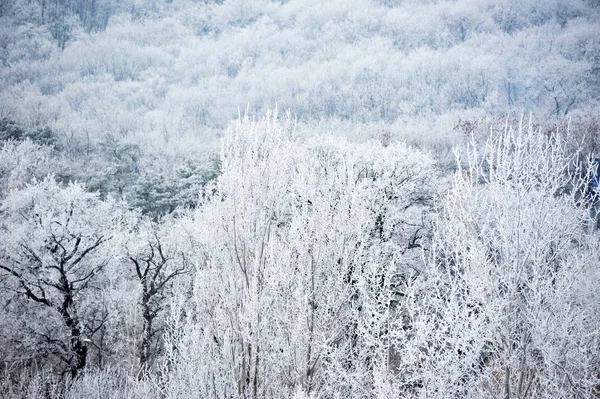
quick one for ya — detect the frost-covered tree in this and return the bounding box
[159,112,436,398]
[126,216,189,375]
[395,122,600,398]
[0,140,58,199]
[0,178,129,379]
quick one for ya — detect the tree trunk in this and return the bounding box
[139,289,154,377]
[57,302,87,379]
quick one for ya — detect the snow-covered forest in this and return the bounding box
[1,0,600,397]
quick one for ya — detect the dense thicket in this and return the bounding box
[1,115,599,398]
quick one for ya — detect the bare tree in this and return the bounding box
[128,220,187,376]
[0,179,126,379]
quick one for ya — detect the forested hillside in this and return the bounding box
[1,0,600,398]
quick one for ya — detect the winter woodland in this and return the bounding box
[0,0,600,398]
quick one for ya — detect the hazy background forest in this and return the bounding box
[1,0,600,398]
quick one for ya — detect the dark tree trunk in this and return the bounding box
[58,299,87,379]
[139,290,154,374]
